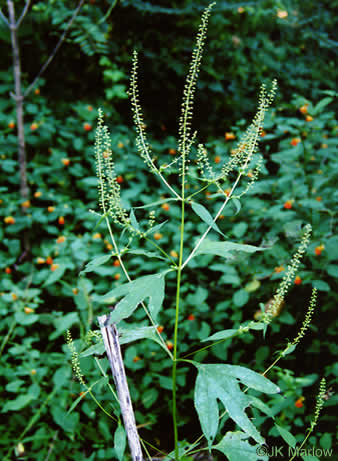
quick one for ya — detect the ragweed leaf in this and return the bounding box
[100,272,167,323]
[193,363,280,448]
[195,239,267,260]
[213,432,268,461]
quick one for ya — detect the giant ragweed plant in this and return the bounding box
[70,3,325,460]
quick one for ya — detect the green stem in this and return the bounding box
[0,318,16,358]
[172,170,186,461]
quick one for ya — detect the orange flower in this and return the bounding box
[187,314,195,321]
[47,206,55,213]
[30,122,38,131]
[117,142,124,148]
[225,132,236,141]
[166,341,174,350]
[161,203,170,211]
[72,288,79,295]
[34,191,42,198]
[237,6,245,13]
[58,216,65,225]
[21,200,31,209]
[34,88,40,95]
[283,200,293,209]
[260,130,266,137]
[93,233,102,239]
[170,250,178,258]
[106,243,113,250]
[274,266,285,273]
[314,245,325,256]
[294,275,302,285]
[114,273,121,280]
[46,256,53,265]
[116,175,123,184]
[8,121,15,129]
[87,105,93,111]
[30,369,37,375]
[277,9,288,18]
[247,171,253,178]
[305,115,313,122]
[37,257,45,264]
[295,396,304,408]
[24,307,34,314]
[224,188,231,196]
[61,158,70,166]
[113,259,121,267]
[321,143,328,149]
[133,356,141,363]
[219,214,225,220]
[4,216,15,225]
[5,267,12,274]
[214,155,221,164]
[169,148,176,155]
[50,264,59,271]
[56,236,66,244]
[83,122,92,131]
[11,293,18,301]
[315,196,322,202]
[290,138,301,147]
[299,104,308,114]
[157,325,164,333]
[154,233,163,240]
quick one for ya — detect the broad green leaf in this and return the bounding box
[50,312,79,340]
[119,325,162,346]
[313,96,333,115]
[275,424,296,448]
[213,431,268,461]
[114,424,126,461]
[202,328,238,342]
[195,239,266,261]
[191,202,225,237]
[80,342,105,358]
[2,394,35,412]
[100,272,167,323]
[80,326,166,357]
[14,311,39,325]
[80,254,113,275]
[312,280,330,291]
[43,265,66,286]
[193,363,280,447]
[52,406,79,433]
[125,249,166,260]
[233,289,249,307]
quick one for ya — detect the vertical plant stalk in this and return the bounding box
[7,0,28,203]
[98,314,143,461]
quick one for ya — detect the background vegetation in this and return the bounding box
[0,0,336,459]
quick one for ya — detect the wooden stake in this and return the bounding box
[98,314,143,461]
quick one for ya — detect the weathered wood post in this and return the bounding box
[98,314,143,461]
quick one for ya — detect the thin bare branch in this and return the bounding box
[16,0,31,28]
[23,0,85,98]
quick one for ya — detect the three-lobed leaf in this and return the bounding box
[193,363,280,448]
[99,272,168,323]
